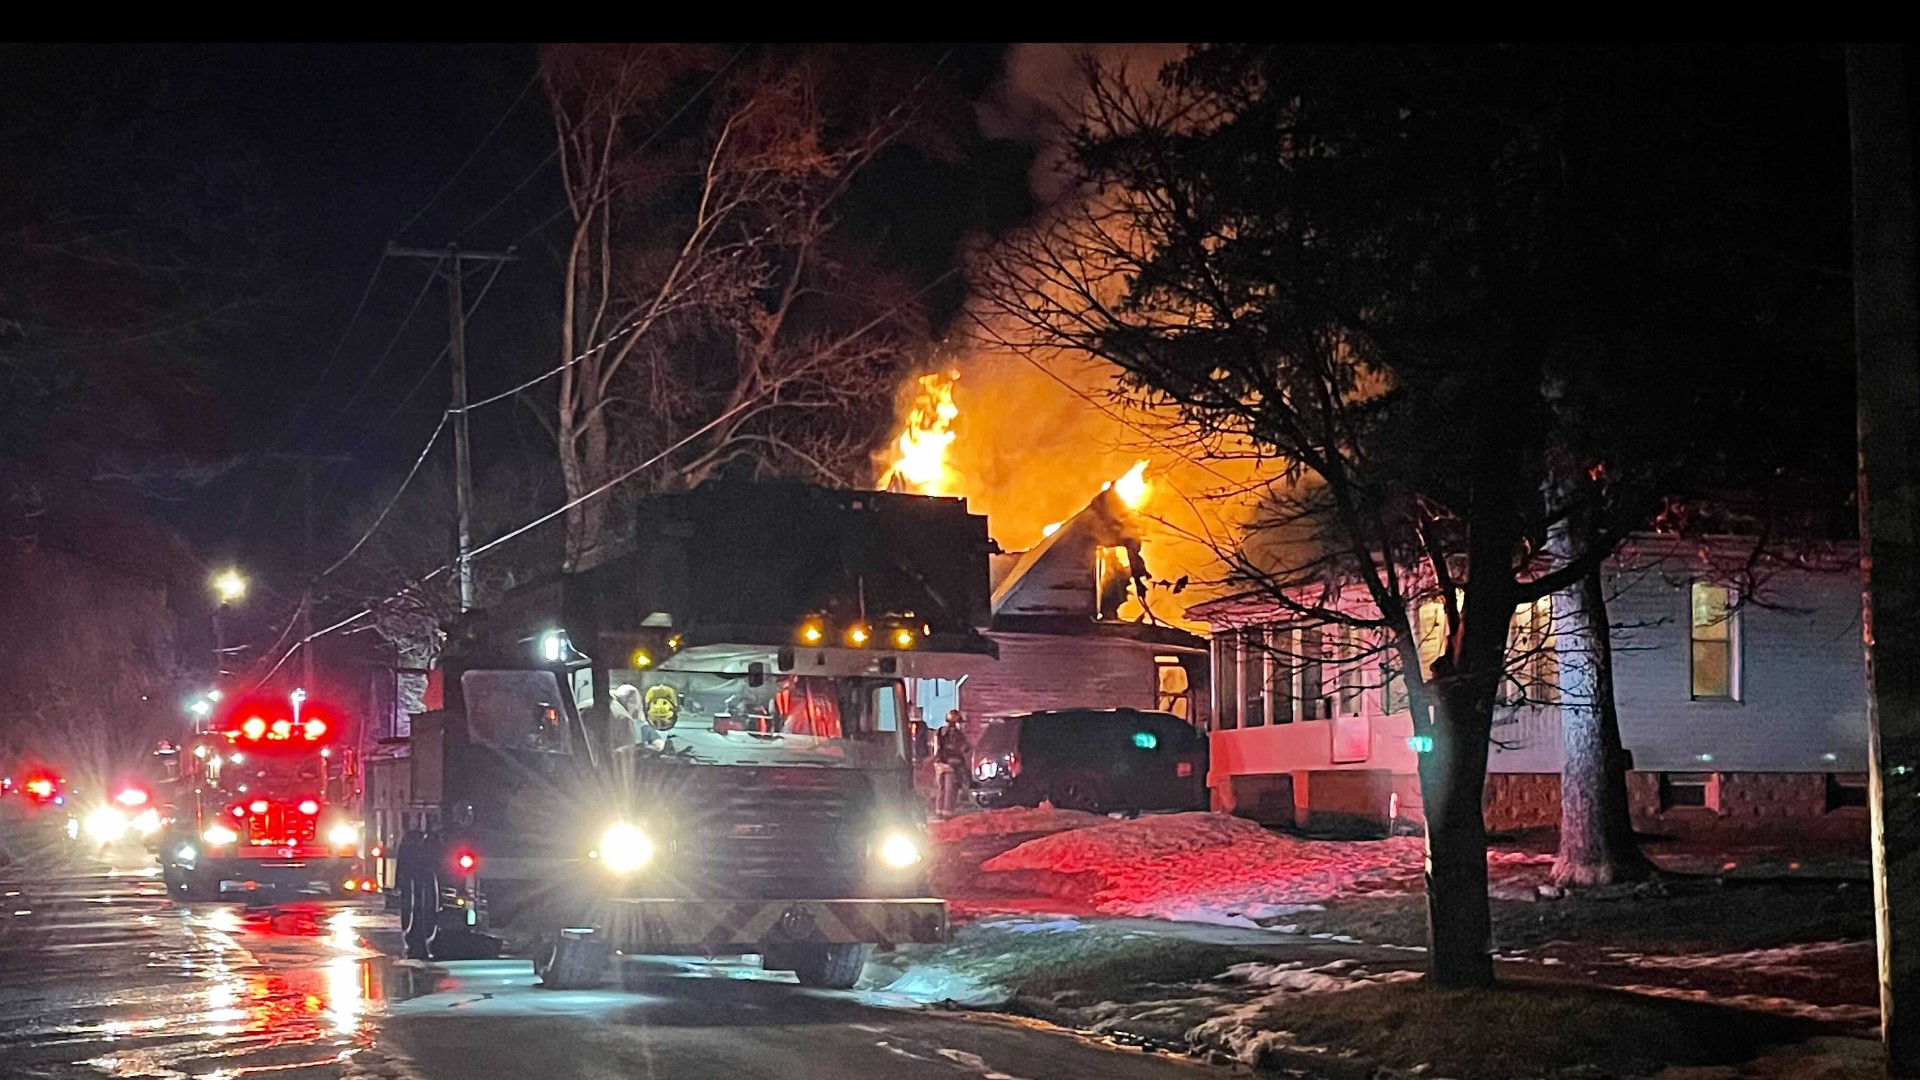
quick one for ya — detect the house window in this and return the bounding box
[1506,596,1559,705]
[1154,656,1191,721]
[1658,771,1717,811]
[1332,625,1365,717]
[1298,626,1330,720]
[1212,634,1238,730]
[1267,628,1295,725]
[1826,773,1869,811]
[1240,629,1268,728]
[1690,583,1740,700]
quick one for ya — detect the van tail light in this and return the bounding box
[1006,752,1020,778]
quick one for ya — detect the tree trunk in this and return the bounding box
[1848,42,1920,1078]
[1418,679,1495,987]
[1552,566,1652,886]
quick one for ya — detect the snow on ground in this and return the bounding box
[1604,939,1870,976]
[976,812,1424,926]
[927,805,1104,843]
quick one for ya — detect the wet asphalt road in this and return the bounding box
[0,843,1209,1080]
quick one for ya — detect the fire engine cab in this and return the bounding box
[158,693,368,901]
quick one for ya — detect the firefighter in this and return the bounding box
[932,710,970,817]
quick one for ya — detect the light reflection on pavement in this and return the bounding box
[0,847,1213,1080]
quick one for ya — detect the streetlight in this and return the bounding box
[209,568,247,683]
[211,569,248,604]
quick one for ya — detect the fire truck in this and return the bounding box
[368,481,996,989]
[157,693,368,901]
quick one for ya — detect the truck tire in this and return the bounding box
[534,932,609,990]
[786,943,872,990]
[169,866,218,903]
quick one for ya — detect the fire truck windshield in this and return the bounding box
[603,668,906,767]
[211,752,323,795]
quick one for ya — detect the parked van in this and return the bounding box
[967,709,1206,814]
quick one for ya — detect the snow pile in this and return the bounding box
[1609,939,1870,976]
[928,804,1104,843]
[1220,958,1424,995]
[1187,959,1423,1063]
[979,812,1424,925]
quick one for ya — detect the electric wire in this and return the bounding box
[393,73,539,242]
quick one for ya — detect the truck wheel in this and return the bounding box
[786,943,872,990]
[168,867,217,903]
[534,932,609,989]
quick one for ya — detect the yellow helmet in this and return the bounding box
[643,684,680,729]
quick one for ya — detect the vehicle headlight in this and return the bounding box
[132,808,161,836]
[203,825,239,847]
[598,822,654,874]
[327,823,359,848]
[84,807,129,843]
[876,829,923,869]
[177,844,198,863]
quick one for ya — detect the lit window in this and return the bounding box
[1154,656,1191,720]
[1690,583,1740,700]
[1505,597,1559,705]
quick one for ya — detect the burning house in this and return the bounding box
[879,372,1210,732]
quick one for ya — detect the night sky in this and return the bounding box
[2,43,1031,620]
[0,43,1857,665]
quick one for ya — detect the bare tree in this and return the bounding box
[539,45,931,567]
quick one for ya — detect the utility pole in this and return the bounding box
[1849,43,1920,1076]
[270,451,350,690]
[385,244,516,612]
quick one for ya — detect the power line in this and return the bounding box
[394,74,539,241]
[317,410,449,580]
[256,394,762,689]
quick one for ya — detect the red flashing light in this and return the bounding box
[241,717,267,740]
[303,718,327,741]
[455,851,477,872]
[249,800,269,814]
[370,845,384,859]
[270,719,293,739]
[115,787,149,808]
[229,804,245,818]
[298,799,319,815]
[24,777,57,801]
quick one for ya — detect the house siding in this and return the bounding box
[1196,547,1868,840]
[1607,565,1866,773]
[963,632,1165,719]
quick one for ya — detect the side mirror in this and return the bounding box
[747,661,766,688]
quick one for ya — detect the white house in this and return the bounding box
[1188,538,1869,840]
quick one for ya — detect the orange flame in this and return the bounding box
[1104,460,1151,510]
[882,371,961,495]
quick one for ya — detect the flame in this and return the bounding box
[1104,460,1151,510]
[882,370,961,495]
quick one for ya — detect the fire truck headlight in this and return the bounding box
[598,822,654,874]
[84,807,129,843]
[876,829,923,869]
[132,808,162,836]
[177,844,197,863]
[203,825,239,847]
[327,824,359,848]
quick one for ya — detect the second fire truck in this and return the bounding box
[158,693,368,901]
